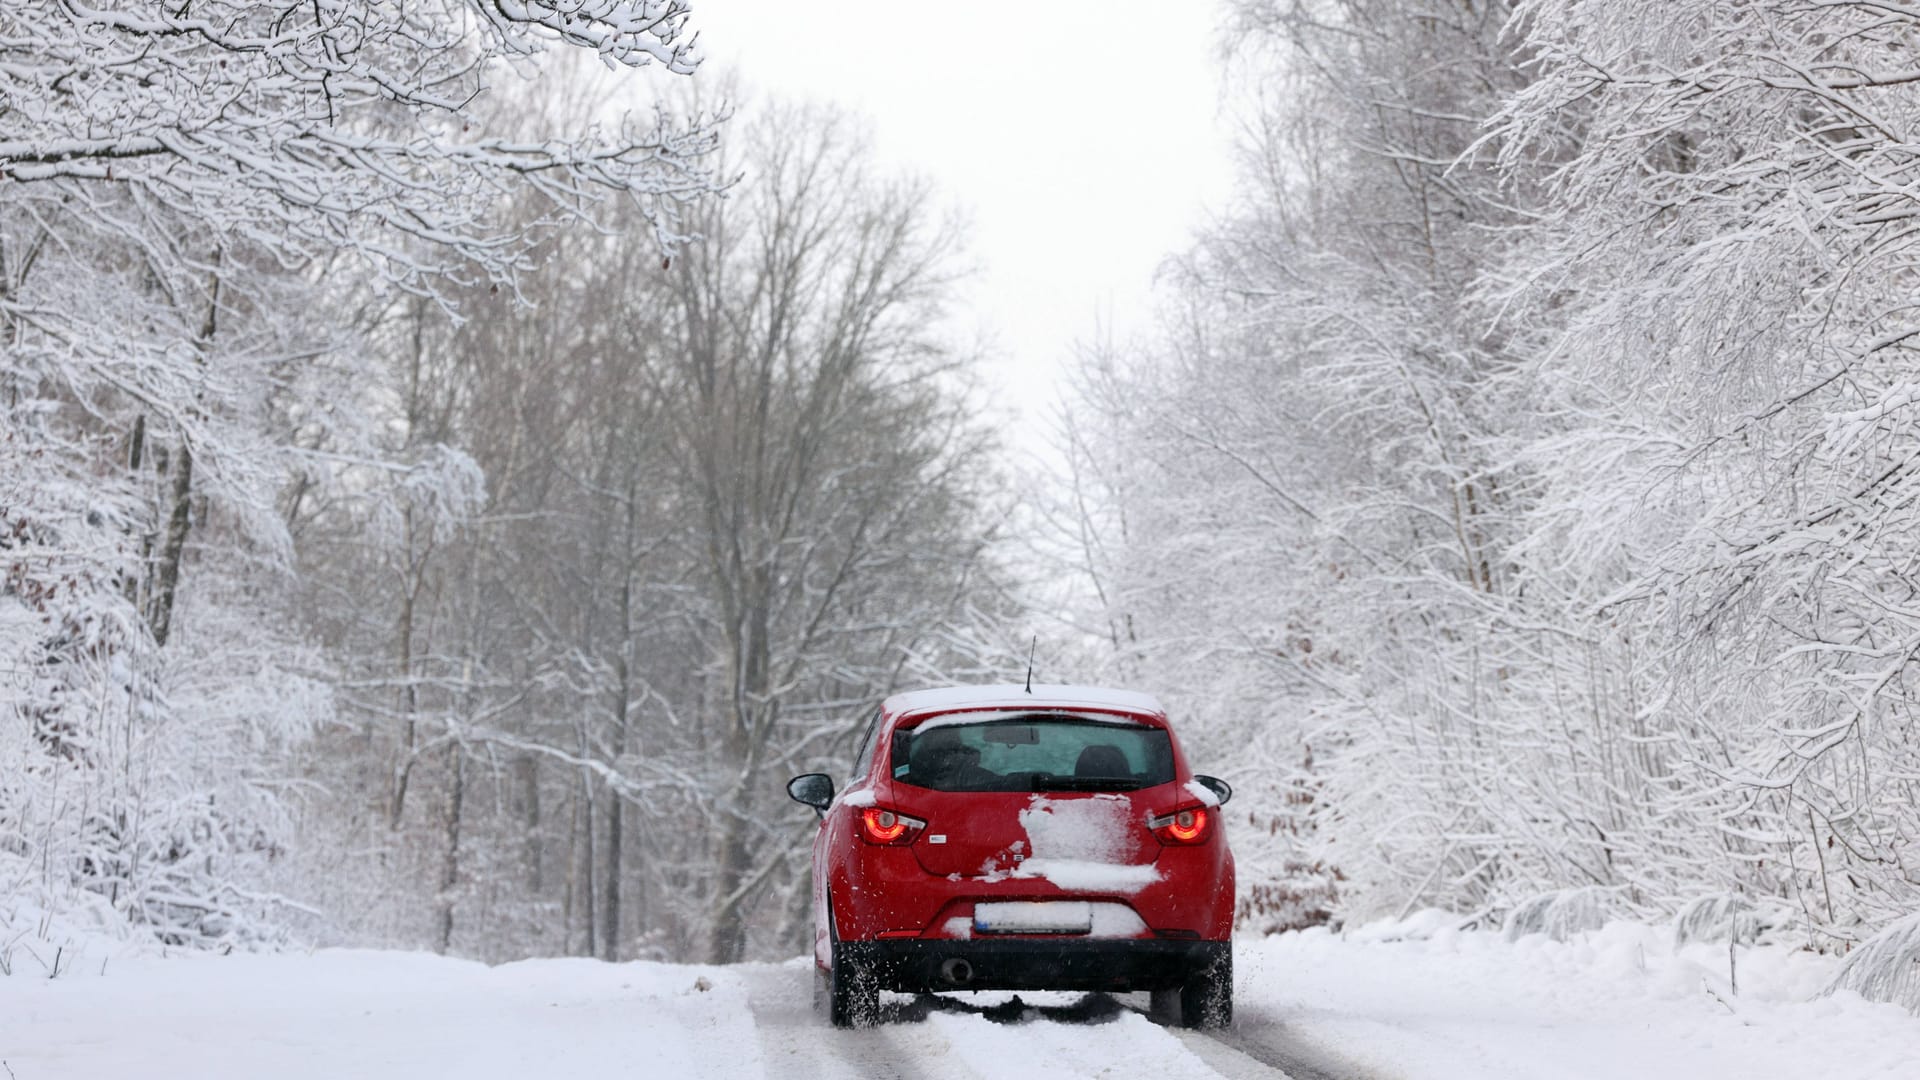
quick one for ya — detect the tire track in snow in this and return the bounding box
[741,962,977,1080]
[1202,1015,1377,1080]
[1198,1003,1568,1080]
[741,968,1259,1079]
[1121,995,1379,1080]
[1148,1027,1299,1080]
[916,995,1224,1080]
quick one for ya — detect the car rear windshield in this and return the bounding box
[890,715,1175,793]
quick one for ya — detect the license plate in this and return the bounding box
[973,901,1093,934]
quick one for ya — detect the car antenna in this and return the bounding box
[1024,636,1036,694]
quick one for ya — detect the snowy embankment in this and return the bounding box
[1234,917,1920,1080]
[4,919,1919,1080]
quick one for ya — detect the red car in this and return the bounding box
[786,684,1235,1028]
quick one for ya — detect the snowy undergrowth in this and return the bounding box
[1244,913,1920,1080]
[0,859,146,979]
[1500,886,1615,943]
[1828,912,1920,1015]
[7,920,1920,1079]
[0,949,763,1080]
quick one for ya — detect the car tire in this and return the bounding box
[1148,986,1183,1024]
[821,900,879,1028]
[1178,950,1233,1029]
[826,942,879,1028]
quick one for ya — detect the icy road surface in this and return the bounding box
[0,952,1260,1080]
[5,919,1920,1079]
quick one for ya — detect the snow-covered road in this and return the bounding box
[5,919,1920,1079]
[0,950,1293,1080]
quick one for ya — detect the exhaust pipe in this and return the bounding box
[938,957,974,987]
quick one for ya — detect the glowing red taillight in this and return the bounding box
[858,807,926,846]
[1149,806,1210,845]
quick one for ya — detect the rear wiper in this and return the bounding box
[1031,775,1145,792]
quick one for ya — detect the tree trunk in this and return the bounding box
[147,441,193,647]
[602,796,623,960]
[435,745,466,954]
[706,802,755,964]
[122,414,147,609]
[148,255,222,648]
[520,756,543,892]
[562,786,579,950]
[388,533,420,829]
[601,486,638,961]
[578,732,597,958]
[705,577,771,964]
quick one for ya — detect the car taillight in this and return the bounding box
[1149,806,1211,845]
[858,807,927,846]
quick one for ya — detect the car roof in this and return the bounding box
[882,683,1168,723]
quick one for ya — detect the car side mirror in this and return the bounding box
[1193,774,1232,806]
[787,773,835,814]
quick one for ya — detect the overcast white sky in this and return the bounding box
[683,1,1238,423]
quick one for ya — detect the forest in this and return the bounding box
[6,0,1920,983]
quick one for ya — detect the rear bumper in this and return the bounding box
[840,937,1229,994]
[829,841,1237,942]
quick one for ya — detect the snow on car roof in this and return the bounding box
[883,683,1167,721]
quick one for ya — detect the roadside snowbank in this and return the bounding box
[7,916,1920,1079]
[1,949,760,1079]
[1240,915,1920,1080]
[0,874,145,980]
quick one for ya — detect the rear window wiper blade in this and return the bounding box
[1031,775,1146,792]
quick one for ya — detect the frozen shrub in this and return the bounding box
[1238,858,1340,935]
[1503,887,1615,943]
[1827,913,1920,1015]
[1672,894,1796,949]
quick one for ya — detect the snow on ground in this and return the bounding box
[5,918,1920,1079]
[1,950,764,1080]
[1237,916,1920,1080]
[0,949,1220,1080]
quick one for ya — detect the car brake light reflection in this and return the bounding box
[1149,806,1210,845]
[858,807,926,845]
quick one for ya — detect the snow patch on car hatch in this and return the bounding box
[1008,794,1160,893]
[1019,794,1131,861]
[906,708,1147,733]
[1014,859,1159,892]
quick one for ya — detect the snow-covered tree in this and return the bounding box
[1057,0,1570,927]
[1492,0,1920,944]
[281,92,1016,964]
[1,0,717,946]
[1068,0,1920,960]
